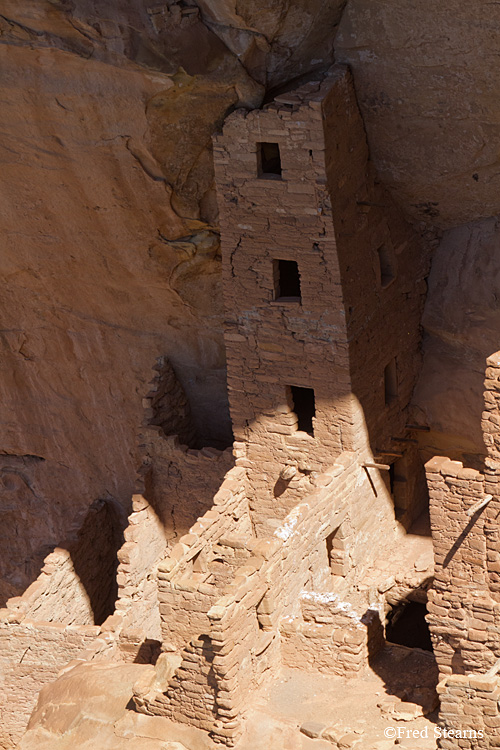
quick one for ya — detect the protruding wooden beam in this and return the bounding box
[486,656,500,676]
[376,450,404,458]
[405,424,430,432]
[363,462,391,471]
[466,494,493,517]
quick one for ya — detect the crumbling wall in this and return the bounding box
[138,452,393,746]
[436,673,500,749]
[11,547,94,626]
[426,353,500,677]
[0,541,120,750]
[425,455,495,675]
[426,352,500,746]
[213,66,431,537]
[281,595,383,676]
[134,465,253,735]
[0,617,100,750]
[0,496,128,747]
[202,455,369,745]
[114,492,167,652]
[144,357,197,448]
[213,72,354,533]
[141,428,234,538]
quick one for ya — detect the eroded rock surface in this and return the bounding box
[336,1,500,228]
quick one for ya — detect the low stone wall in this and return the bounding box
[140,428,235,538]
[205,456,362,744]
[0,555,108,750]
[437,673,500,749]
[4,547,94,626]
[280,594,383,675]
[114,493,167,648]
[136,465,252,735]
[0,532,123,746]
[139,451,409,745]
[426,455,500,677]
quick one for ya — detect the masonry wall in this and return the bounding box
[10,547,95,625]
[213,74,354,533]
[204,453,381,745]
[322,70,432,476]
[0,618,100,749]
[0,541,119,750]
[426,353,500,678]
[141,427,234,538]
[114,492,166,652]
[281,595,383,675]
[425,456,497,675]
[213,66,431,536]
[136,465,253,735]
[436,673,500,749]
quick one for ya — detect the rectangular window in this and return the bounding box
[273,259,301,301]
[257,142,282,179]
[377,244,396,288]
[289,385,315,435]
[384,358,398,406]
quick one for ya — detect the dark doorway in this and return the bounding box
[377,244,396,288]
[257,142,282,178]
[384,358,398,406]
[386,601,433,652]
[289,385,315,436]
[273,259,301,301]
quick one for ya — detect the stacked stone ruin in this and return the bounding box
[1,64,466,748]
[426,352,500,748]
[132,65,434,745]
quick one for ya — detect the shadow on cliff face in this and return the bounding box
[0,455,53,605]
[412,218,500,466]
[69,498,127,626]
[0,475,126,624]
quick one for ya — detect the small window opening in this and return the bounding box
[273,259,301,301]
[377,244,396,288]
[386,601,433,652]
[325,527,347,577]
[289,385,315,436]
[257,142,282,179]
[384,358,398,406]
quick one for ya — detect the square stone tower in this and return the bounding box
[214,66,430,534]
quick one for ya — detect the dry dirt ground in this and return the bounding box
[19,645,438,750]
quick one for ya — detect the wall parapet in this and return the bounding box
[437,672,500,749]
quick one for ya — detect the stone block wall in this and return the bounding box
[144,356,197,448]
[0,499,134,746]
[202,455,378,745]
[213,74,352,530]
[136,465,253,736]
[481,353,500,460]
[280,594,383,676]
[6,547,95,626]
[213,65,431,532]
[137,456,374,745]
[425,456,498,675]
[321,70,431,463]
[114,493,167,647]
[140,427,234,538]
[0,618,101,749]
[0,544,113,750]
[426,353,500,678]
[436,673,500,749]
[425,352,500,745]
